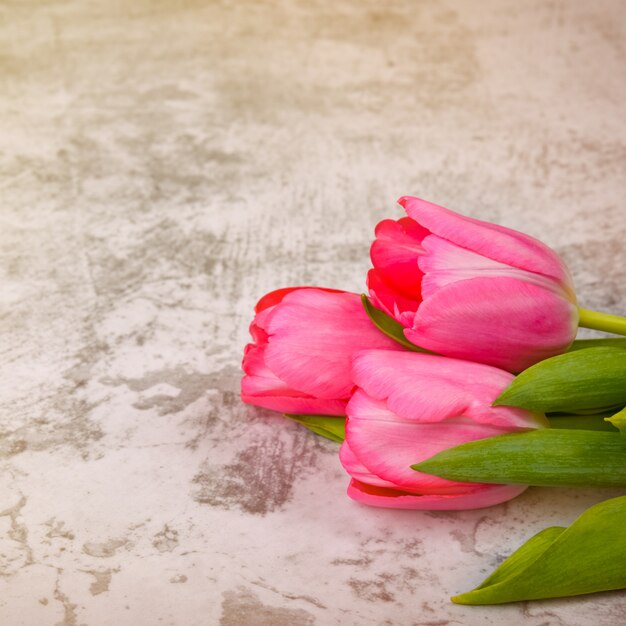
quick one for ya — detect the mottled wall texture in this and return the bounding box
[1,1,625,625]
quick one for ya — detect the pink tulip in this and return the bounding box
[340,350,548,510]
[368,196,579,372]
[241,287,404,415]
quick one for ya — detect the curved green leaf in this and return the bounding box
[495,347,626,412]
[453,495,626,604]
[568,337,626,352]
[412,429,626,487]
[360,294,431,353]
[284,414,345,442]
[472,527,565,590]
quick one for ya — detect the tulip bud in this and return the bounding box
[368,197,579,372]
[340,350,547,510]
[241,287,404,415]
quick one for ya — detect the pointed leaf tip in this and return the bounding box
[452,495,626,604]
[605,406,626,436]
[284,414,346,442]
[494,347,626,413]
[413,429,626,487]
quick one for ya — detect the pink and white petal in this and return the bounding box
[241,387,347,415]
[241,343,275,378]
[351,350,516,424]
[250,305,277,338]
[399,196,574,293]
[407,276,579,372]
[347,479,527,510]
[243,344,347,411]
[241,371,305,397]
[346,400,510,493]
[351,351,546,429]
[339,440,401,489]
[346,389,403,422]
[419,234,566,300]
[249,318,269,343]
[265,289,402,400]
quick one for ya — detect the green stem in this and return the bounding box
[578,308,626,336]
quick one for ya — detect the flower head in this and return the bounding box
[241,287,404,415]
[340,350,548,510]
[368,197,578,372]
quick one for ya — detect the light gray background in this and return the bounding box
[2,1,625,624]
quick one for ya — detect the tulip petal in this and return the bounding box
[406,276,578,372]
[370,217,427,299]
[242,345,334,399]
[367,217,427,325]
[339,440,401,489]
[264,289,402,399]
[419,234,566,300]
[367,269,418,327]
[346,390,511,493]
[254,286,344,313]
[242,341,281,377]
[241,390,347,415]
[347,479,527,510]
[242,343,348,414]
[249,303,280,343]
[399,196,574,291]
[255,287,302,313]
[350,350,542,428]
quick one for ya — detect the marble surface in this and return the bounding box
[2,0,626,624]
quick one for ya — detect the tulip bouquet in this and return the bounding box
[241,197,626,604]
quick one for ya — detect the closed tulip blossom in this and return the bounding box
[368,196,579,372]
[340,350,548,510]
[241,287,404,415]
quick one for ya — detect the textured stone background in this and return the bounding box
[1,0,625,624]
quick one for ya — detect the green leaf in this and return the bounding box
[472,527,565,590]
[568,337,626,352]
[547,414,618,431]
[360,294,432,353]
[284,414,345,442]
[452,495,626,604]
[412,429,626,487]
[605,406,626,436]
[494,347,626,413]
